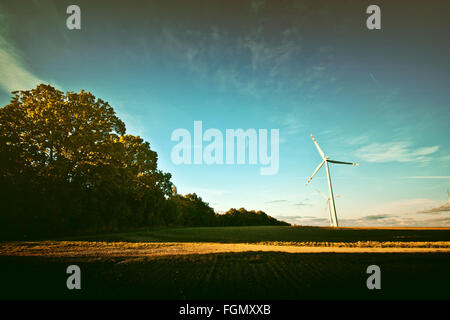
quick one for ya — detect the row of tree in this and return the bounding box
[0,84,288,239]
[168,193,289,227]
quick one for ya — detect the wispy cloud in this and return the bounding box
[276,215,329,226]
[282,116,303,135]
[150,17,334,99]
[369,72,379,85]
[241,27,301,77]
[403,176,450,179]
[418,203,450,214]
[343,214,450,227]
[265,199,288,204]
[277,212,450,227]
[250,0,266,13]
[355,141,439,163]
[293,202,309,206]
[278,197,450,227]
[367,198,440,215]
[347,135,369,145]
[0,35,44,93]
[361,214,395,221]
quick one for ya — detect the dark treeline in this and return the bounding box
[168,193,289,227]
[0,85,288,239]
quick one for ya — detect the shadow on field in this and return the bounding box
[1,252,449,300]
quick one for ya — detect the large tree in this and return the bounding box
[0,84,172,237]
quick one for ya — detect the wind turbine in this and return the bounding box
[316,189,340,227]
[306,133,360,227]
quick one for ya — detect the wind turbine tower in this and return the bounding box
[316,189,340,227]
[306,133,360,227]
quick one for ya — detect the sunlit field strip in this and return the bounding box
[2,241,450,258]
[254,241,450,247]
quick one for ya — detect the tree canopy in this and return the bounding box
[0,84,172,237]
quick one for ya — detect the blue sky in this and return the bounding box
[1,0,449,226]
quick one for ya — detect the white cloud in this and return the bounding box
[241,31,301,76]
[277,212,450,227]
[265,199,289,204]
[282,116,303,135]
[419,203,450,214]
[355,141,439,163]
[277,197,450,227]
[347,135,369,145]
[367,198,440,215]
[403,176,450,179]
[341,215,450,228]
[275,215,329,226]
[0,35,44,93]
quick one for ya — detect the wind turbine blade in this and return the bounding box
[328,160,360,166]
[306,160,326,186]
[315,189,328,200]
[310,133,326,160]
